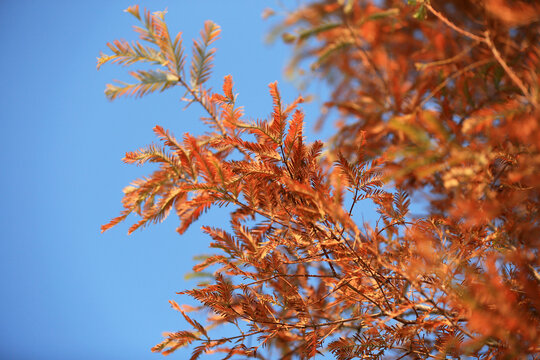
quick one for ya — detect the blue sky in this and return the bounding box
[0,1,321,359]
[0,1,378,359]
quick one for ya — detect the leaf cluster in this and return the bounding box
[100,1,540,359]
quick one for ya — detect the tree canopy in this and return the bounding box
[99,1,540,358]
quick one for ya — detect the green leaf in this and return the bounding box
[184,271,214,281]
[190,20,221,88]
[311,40,353,70]
[388,115,430,149]
[413,4,426,20]
[364,8,400,21]
[298,23,340,41]
[104,69,179,99]
[421,111,451,142]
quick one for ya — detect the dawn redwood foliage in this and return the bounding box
[99,1,540,359]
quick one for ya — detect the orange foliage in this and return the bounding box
[99,1,540,358]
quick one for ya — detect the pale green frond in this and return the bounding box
[97,40,165,70]
[104,70,179,100]
[128,8,185,76]
[172,31,186,76]
[146,10,184,76]
[190,20,221,88]
[100,7,186,96]
[298,23,341,41]
[311,40,353,71]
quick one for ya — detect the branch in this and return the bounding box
[423,1,538,108]
[423,1,484,42]
[484,31,538,108]
[177,77,227,135]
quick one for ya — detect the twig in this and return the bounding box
[484,31,538,108]
[419,59,491,109]
[178,77,227,135]
[423,1,484,42]
[423,1,537,108]
[343,17,391,106]
[416,40,481,70]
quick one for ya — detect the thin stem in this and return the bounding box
[344,16,391,107]
[416,40,480,70]
[484,31,538,108]
[178,77,227,135]
[423,1,484,42]
[418,59,491,109]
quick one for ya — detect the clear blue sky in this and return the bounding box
[0,1,367,359]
